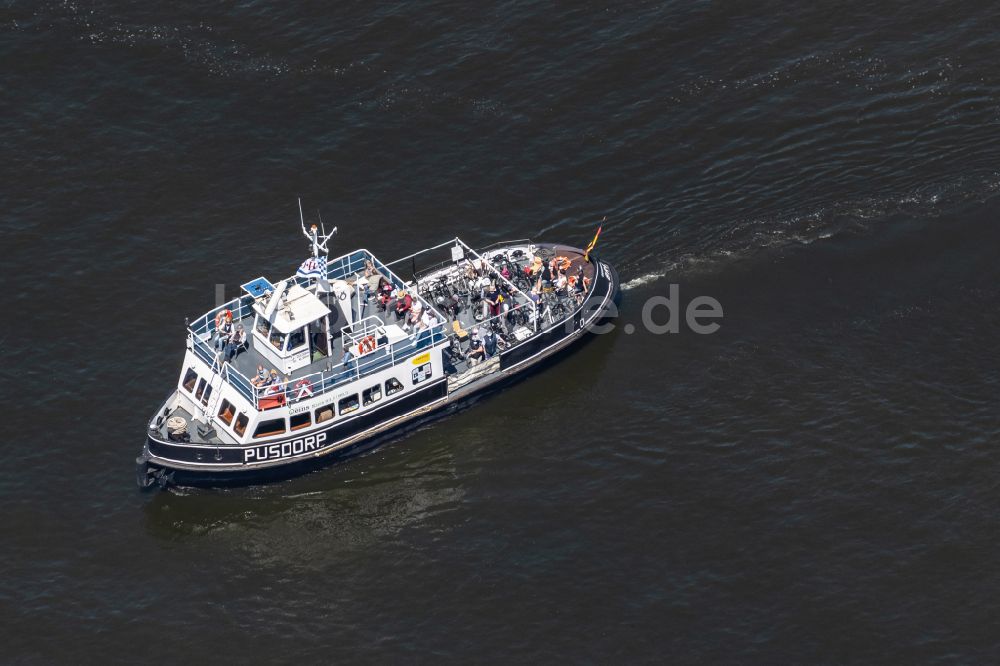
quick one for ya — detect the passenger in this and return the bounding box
[573,266,587,304]
[467,329,487,366]
[214,311,234,350]
[377,277,394,311]
[358,279,370,318]
[224,324,246,361]
[483,282,503,317]
[404,299,423,331]
[394,288,412,321]
[554,270,568,296]
[338,347,357,382]
[251,364,268,387]
[540,261,553,286]
[445,293,462,320]
[483,327,498,358]
[364,259,376,278]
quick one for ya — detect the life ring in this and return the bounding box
[214,309,232,328]
[358,335,377,355]
[294,378,313,400]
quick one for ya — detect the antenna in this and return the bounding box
[298,198,337,258]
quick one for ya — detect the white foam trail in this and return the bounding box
[621,271,669,290]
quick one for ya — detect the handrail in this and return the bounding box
[475,239,535,255]
[190,319,447,412]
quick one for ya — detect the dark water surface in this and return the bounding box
[4,0,1000,662]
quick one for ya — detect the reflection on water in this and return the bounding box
[142,436,464,570]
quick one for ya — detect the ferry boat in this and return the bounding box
[137,207,620,488]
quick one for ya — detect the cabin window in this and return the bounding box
[339,394,360,416]
[253,418,286,438]
[316,405,335,423]
[256,316,271,337]
[411,362,432,385]
[386,377,404,396]
[233,412,249,437]
[290,412,312,431]
[287,326,306,351]
[363,384,382,406]
[195,378,207,401]
[200,382,213,406]
[182,368,198,393]
[217,399,235,426]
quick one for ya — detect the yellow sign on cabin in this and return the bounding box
[412,352,431,366]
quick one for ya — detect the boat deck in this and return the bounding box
[155,243,595,446]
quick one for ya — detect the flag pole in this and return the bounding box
[583,216,606,262]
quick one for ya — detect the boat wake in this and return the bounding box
[615,171,1000,291]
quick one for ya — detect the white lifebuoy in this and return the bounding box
[358,335,376,355]
[294,379,313,400]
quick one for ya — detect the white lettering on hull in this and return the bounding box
[244,433,328,463]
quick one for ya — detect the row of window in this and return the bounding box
[212,376,408,439]
[182,368,214,407]
[182,360,434,442]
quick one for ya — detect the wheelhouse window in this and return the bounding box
[385,377,404,396]
[253,418,286,438]
[411,362,432,385]
[195,378,207,401]
[269,330,286,350]
[217,399,235,426]
[287,326,306,351]
[256,316,271,337]
[316,405,335,423]
[339,394,359,415]
[290,412,311,431]
[233,412,249,437]
[182,368,198,393]
[363,384,382,406]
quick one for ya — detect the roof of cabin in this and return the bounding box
[255,283,332,334]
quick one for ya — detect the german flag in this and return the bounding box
[583,217,605,262]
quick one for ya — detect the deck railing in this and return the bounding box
[189,315,446,412]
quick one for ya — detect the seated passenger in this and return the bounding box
[214,312,234,350]
[404,300,423,331]
[467,330,487,366]
[394,289,412,321]
[251,364,268,386]
[224,324,246,361]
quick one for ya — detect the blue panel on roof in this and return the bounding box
[241,277,274,298]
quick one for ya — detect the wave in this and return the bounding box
[614,171,1000,290]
